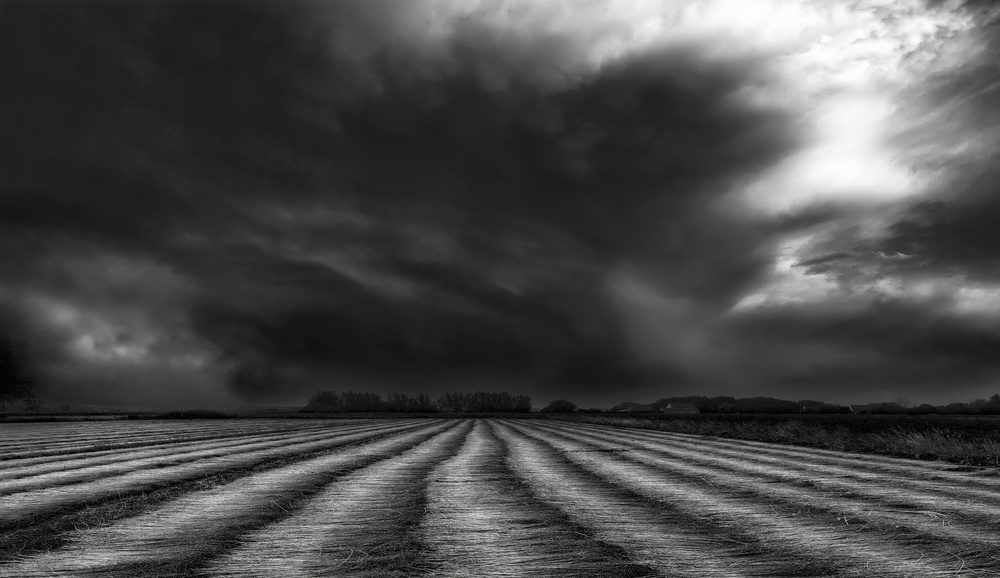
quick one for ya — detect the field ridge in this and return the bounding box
[2,417,999,576]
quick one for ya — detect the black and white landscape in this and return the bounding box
[4,418,1000,576]
[3,1,1000,575]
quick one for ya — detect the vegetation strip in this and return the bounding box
[0,420,435,561]
[0,420,458,577]
[420,420,655,578]
[206,420,475,577]
[507,420,980,577]
[554,415,1000,466]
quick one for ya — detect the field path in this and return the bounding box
[1,417,998,577]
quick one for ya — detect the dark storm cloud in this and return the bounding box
[0,0,802,406]
[879,196,1000,278]
[717,297,1000,401]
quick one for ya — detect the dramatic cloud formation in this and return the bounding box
[2,0,999,408]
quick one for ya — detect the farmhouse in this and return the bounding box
[660,402,700,414]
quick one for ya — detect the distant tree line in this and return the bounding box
[300,391,1000,415]
[436,391,531,413]
[610,396,844,414]
[539,399,578,413]
[301,390,531,413]
[887,395,1000,416]
[604,394,1000,415]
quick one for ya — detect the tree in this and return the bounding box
[541,399,577,413]
[0,337,36,410]
[892,395,912,409]
[338,391,382,412]
[304,390,340,411]
[383,393,436,412]
[436,391,531,413]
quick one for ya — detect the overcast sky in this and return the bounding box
[3,0,1000,409]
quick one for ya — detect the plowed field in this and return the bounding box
[2,418,998,577]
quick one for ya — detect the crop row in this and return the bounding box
[1,419,997,576]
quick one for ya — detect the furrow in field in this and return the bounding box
[0,422,355,476]
[0,422,388,494]
[491,421,813,578]
[531,421,1000,558]
[1,420,460,578]
[541,420,1000,506]
[0,420,336,462]
[419,420,656,578]
[205,419,475,578]
[0,422,239,449]
[591,423,1000,491]
[541,421,1000,526]
[0,421,440,563]
[0,421,436,562]
[0,421,338,467]
[507,421,982,577]
[0,423,344,471]
[0,421,276,451]
[0,420,429,528]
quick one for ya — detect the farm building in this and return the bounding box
[616,402,655,413]
[660,402,700,414]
